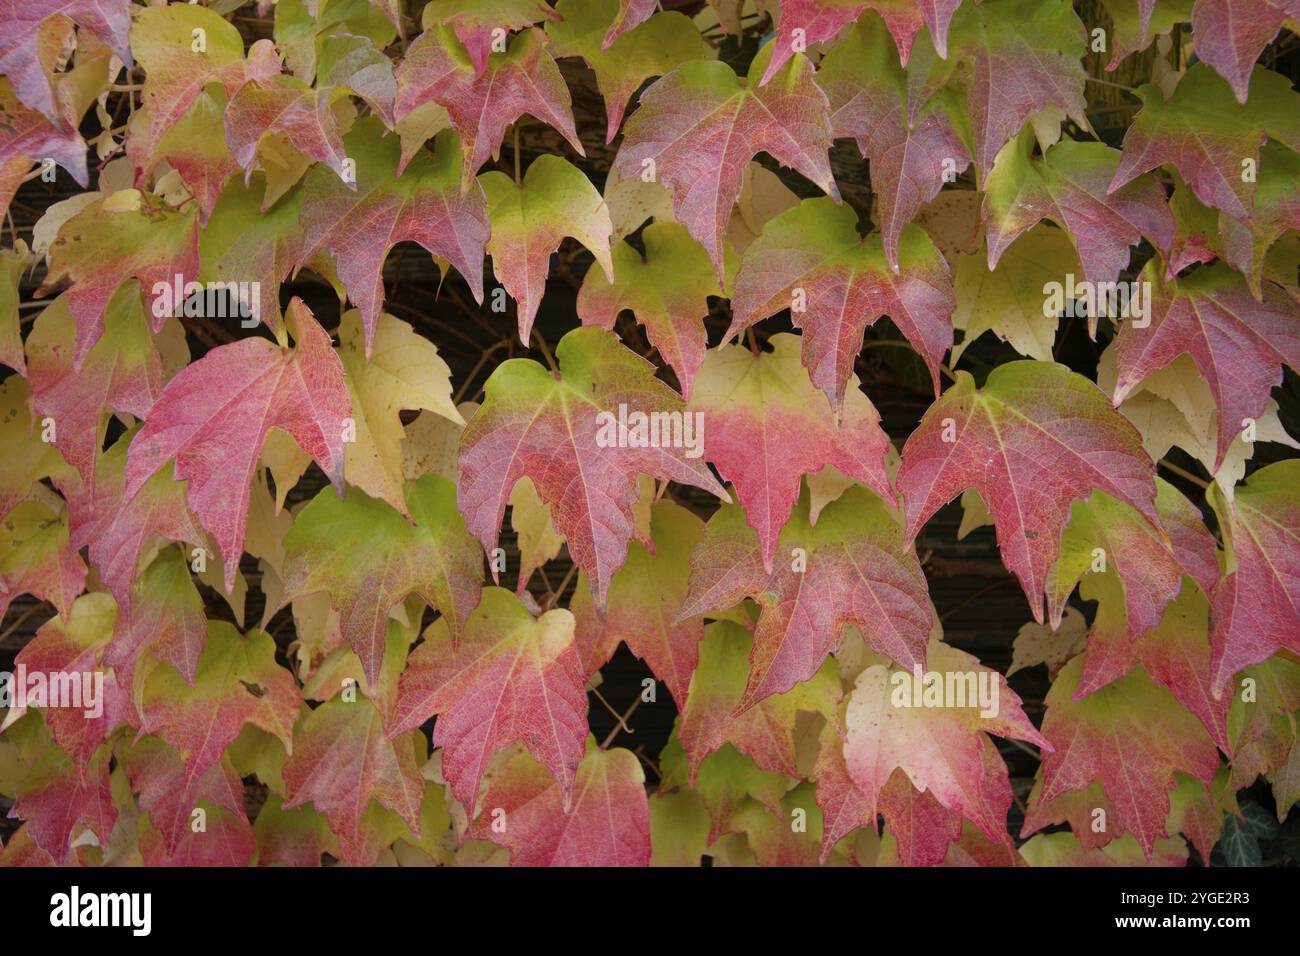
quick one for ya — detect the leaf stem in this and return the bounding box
[1158,459,1210,489]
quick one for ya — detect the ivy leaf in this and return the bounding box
[9,741,115,863]
[843,640,1048,846]
[679,488,932,707]
[984,132,1174,306]
[1096,0,1189,72]
[687,334,895,571]
[123,299,351,593]
[578,221,727,400]
[279,474,483,691]
[1109,64,1300,223]
[0,79,88,188]
[728,197,955,405]
[481,156,614,344]
[0,377,71,522]
[1209,461,1300,695]
[457,327,727,610]
[466,741,652,866]
[338,309,463,515]
[131,4,281,181]
[1032,654,1220,859]
[125,89,235,229]
[282,695,425,867]
[140,622,300,791]
[224,77,352,186]
[121,736,247,856]
[0,499,86,623]
[1191,0,1293,104]
[817,14,972,273]
[274,0,398,83]
[676,620,840,779]
[898,360,1159,624]
[391,587,587,810]
[421,0,560,75]
[905,0,1087,174]
[570,500,706,707]
[1111,262,1300,470]
[951,225,1079,363]
[0,0,132,124]
[548,0,714,144]
[612,43,840,284]
[394,27,584,192]
[297,117,488,355]
[36,190,199,369]
[317,32,399,125]
[111,546,208,696]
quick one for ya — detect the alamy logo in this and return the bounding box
[151,274,261,328]
[1042,273,1150,327]
[0,666,104,719]
[594,404,704,459]
[50,886,151,936]
[890,664,1001,717]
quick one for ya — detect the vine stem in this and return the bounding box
[599,695,642,750]
[1158,459,1210,489]
[532,329,558,372]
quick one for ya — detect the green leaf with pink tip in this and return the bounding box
[577,221,728,399]
[123,299,351,593]
[1190,0,1293,104]
[224,76,352,186]
[898,360,1160,624]
[729,197,955,405]
[481,155,614,345]
[279,473,483,691]
[612,42,840,284]
[548,0,714,144]
[0,498,86,623]
[420,0,561,75]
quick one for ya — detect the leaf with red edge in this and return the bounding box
[125,89,236,228]
[0,0,132,124]
[1097,0,1188,72]
[296,117,488,354]
[1191,0,1292,104]
[111,546,208,697]
[0,79,88,188]
[121,735,247,855]
[729,197,955,405]
[904,0,1087,174]
[1111,262,1300,471]
[679,487,932,708]
[1030,653,1220,859]
[1208,460,1300,695]
[898,360,1160,624]
[139,802,255,866]
[548,0,714,144]
[394,26,584,192]
[391,587,587,810]
[123,298,350,593]
[842,639,1048,845]
[687,334,895,570]
[224,76,352,186]
[481,155,614,344]
[467,740,651,866]
[983,131,1174,313]
[130,4,281,182]
[1108,64,1300,224]
[24,289,181,505]
[140,621,300,791]
[570,500,706,707]
[9,740,115,863]
[0,498,86,623]
[420,0,561,75]
[279,474,483,691]
[612,43,840,284]
[578,222,728,399]
[35,191,199,369]
[817,14,972,274]
[601,0,658,48]
[1046,479,1220,698]
[457,326,727,609]
[282,695,426,867]
[675,619,840,779]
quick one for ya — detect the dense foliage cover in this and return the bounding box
[0,0,1297,868]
